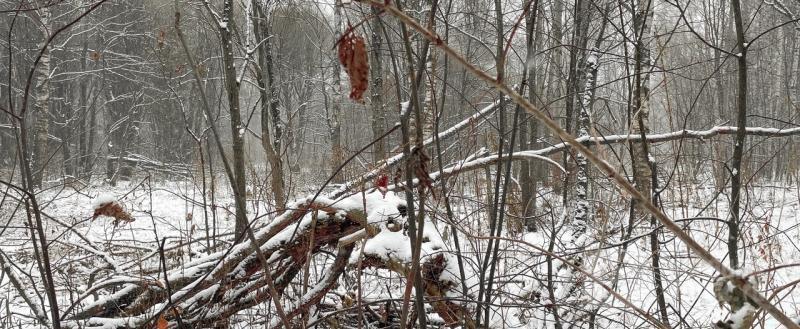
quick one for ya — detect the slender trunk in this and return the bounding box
[59,100,74,177]
[561,0,589,204]
[395,1,434,327]
[330,0,344,184]
[713,47,727,189]
[712,1,728,190]
[560,46,600,329]
[551,0,591,324]
[433,0,469,313]
[548,0,564,105]
[631,0,652,233]
[520,2,540,231]
[14,46,62,325]
[631,0,670,323]
[477,0,512,325]
[370,7,387,162]
[252,1,286,209]
[422,14,436,142]
[85,74,99,175]
[219,0,249,236]
[18,132,61,328]
[728,0,748,311]
[572,51,597,251]
[792,29,800,107]
[31,7,51,187]
[78,34,89,174]
[649,162,670,325]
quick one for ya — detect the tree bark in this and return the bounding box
[370,6,387,162]
[631,0,653,222]
[519,2,539,231]
[253,1,286,210]
[218,0,249,236]
[561,0,589,203]
[630,0,670,323]
[728,0,749,312]
[330,0,345,184]
[31,6,51,187]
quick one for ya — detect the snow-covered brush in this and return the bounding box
[65,191,471,328]
[91,195,134,226]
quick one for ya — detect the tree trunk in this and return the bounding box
[77,33,89,175]
[520,3,539,231]
[728,0,748,312]
[712,0,729,190]
[330,0,344,184]
[253,1,286,210]
[561,0,589,203]
[631,0,670,324]
[422,27,436,143]
[370,7,387,163]
[631,0,652,222]
[219,0,249,236]
[31,6,51,188]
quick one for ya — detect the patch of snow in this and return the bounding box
[92,193,117,209]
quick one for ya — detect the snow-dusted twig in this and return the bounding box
[0,251,49,325]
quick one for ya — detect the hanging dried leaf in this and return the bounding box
[337,27,369,102]
[411,147,434,197]
[89,51,101,61]
[92,200,134,226]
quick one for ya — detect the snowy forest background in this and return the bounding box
[2,0,800,328]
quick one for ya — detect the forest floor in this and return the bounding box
[1,177,799,328]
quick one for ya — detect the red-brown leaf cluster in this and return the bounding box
[93,201,134,226]
[337,28,369,102]
[155,315,168,329]
[375,174,389,197]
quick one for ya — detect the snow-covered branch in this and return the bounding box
[329,98,505,199]
[64,191,471,328]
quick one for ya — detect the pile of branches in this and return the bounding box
[63,191,472,328]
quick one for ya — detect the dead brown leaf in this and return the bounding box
[337,27,369,102]
[92,201,134,226]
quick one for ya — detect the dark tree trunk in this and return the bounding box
[253,1,286,209]
[728,0,748,312]
[31,7,51,187]
[219,0,249,236]
[370,6,387,163]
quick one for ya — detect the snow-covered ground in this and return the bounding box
[1,176,799,328]
[0,180,247,327]
[487,181,800,328]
